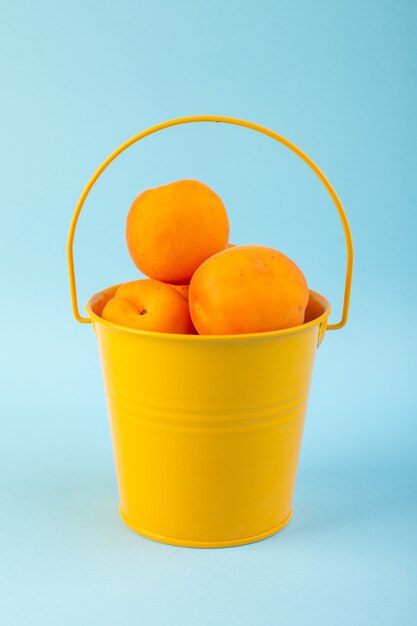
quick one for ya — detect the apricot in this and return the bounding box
[102,279,195,334]
[171,284,189,300]
[189,245,309,335]
[126,179,230,284]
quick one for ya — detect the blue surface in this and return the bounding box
[1,1,416,624]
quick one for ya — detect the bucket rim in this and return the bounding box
[85,285,331,342]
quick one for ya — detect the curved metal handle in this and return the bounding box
[67,115,353,329]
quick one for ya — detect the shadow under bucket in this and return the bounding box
[67,116,353,547]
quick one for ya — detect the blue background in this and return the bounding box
[1,1,416,624]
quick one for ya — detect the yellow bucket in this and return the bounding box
[67,116,353,548]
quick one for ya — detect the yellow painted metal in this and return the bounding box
[67,115,353,329]
[87,286,331,547]
[67,116,353,547]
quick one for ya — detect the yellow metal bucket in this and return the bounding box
[67,116,353,548]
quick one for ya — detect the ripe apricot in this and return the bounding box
[189,245,309,335]
[102,279,195,334]
[126,179,229,284]
[171,284,189,300]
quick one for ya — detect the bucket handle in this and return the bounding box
[67,115,353,330]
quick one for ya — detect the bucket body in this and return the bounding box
[87,287,330,548]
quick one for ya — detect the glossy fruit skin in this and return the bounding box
[102,279,195,334]
[126,179,230,284]
[189,245,309,335]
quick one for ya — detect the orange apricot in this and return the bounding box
[102,279,195,334]
[126,179,230,284]
[189,245,309,335]
[170,284,189,300]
